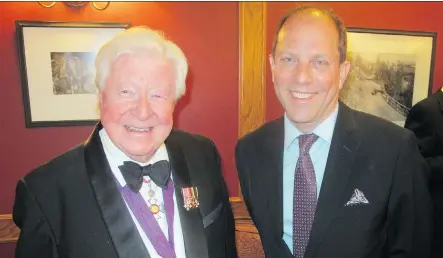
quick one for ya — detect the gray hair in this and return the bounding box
[95,26,188,100]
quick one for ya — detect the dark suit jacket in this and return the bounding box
[236,103,432,258]
[405,89,443,258]
[13,124,237,258]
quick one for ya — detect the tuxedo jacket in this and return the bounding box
[13,124,237,258]
[236,103,432,258]
[405,90,443,258]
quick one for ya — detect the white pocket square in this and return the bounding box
[345,189,369,206]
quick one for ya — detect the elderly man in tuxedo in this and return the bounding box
[13,26,237,258]
[235,5,432,258]
[405,87,443,258]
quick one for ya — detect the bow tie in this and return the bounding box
[118,160,171,192]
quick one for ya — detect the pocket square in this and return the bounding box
[345,189,369,206]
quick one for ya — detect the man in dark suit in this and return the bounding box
[235,6,432,258]
[13,26,237,258]
[405,88,443,258]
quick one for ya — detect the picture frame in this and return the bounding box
[16,21,131,128]
[340,27,436,127]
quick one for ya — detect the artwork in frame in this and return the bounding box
[16,21,131,128]
[340,28,436,127]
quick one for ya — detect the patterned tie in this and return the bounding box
[293,133,319,258]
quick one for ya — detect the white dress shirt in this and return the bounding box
[99,128,186,258]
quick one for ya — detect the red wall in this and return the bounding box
[266,1,443,121]
[0,1,239,217]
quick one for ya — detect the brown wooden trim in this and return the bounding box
[238,2,267,199]
[0,214,19,243]
[229,196,242,203]
[235,219,259,233]
[238,1,267,138]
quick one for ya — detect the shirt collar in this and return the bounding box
[99,128,169,186]
[284,104,339,150]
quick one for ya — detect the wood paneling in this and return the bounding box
[0,215,19,243]
[238,2,267,139]
[238,1,267,199]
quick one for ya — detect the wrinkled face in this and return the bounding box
[270,12,350,132]
[100,52,176,162]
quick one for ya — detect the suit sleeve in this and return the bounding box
[13,178,59,258]
[405,101,443,182]
[387,132,432,258]
[210,140,238,258]
[234,141,256,227]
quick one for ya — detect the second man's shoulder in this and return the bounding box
[236,118,283,148]
[351,109,416,146]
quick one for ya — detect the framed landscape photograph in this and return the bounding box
[16,21,131,128]
[340,28,436,127]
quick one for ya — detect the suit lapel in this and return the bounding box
[264,118,284,236]
[262,118,293,254]
[84,123,149,258]
[165,131,209,258]
[305,103,361,258]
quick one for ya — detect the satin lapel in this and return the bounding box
[262,118,292,254]
[165,131,209,258]
[305,103,361,258]
[84,123,149,258]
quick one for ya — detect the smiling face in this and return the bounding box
[270,11,350,132]
[100,51,176,162]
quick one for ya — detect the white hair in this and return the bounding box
[95,26,188,100]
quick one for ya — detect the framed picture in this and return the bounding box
[340,27,436,126]
[16,21,131,128]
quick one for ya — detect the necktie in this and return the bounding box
[293,133,319,258]
[118,160,171,192]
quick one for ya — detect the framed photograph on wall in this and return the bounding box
[340,28,436,127]
[16,21,131,128]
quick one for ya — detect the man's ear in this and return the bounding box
[269,54,276,83]
[338,60,351,90]
[96,91,103,115]
[98,91,103,105]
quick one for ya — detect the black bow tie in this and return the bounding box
[118,160,171,192]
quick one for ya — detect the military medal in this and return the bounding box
[143,178,163,215]
[148,189,155,198]
[150,204,160,214]
[182,187,199,211]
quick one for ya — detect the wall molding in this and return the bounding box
[0,214,19,243]
[238,1,267,138]
[238,1,267,198]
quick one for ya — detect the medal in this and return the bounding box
[150,204,160,214]
[181,187,199,211]
[148,189,155,198]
